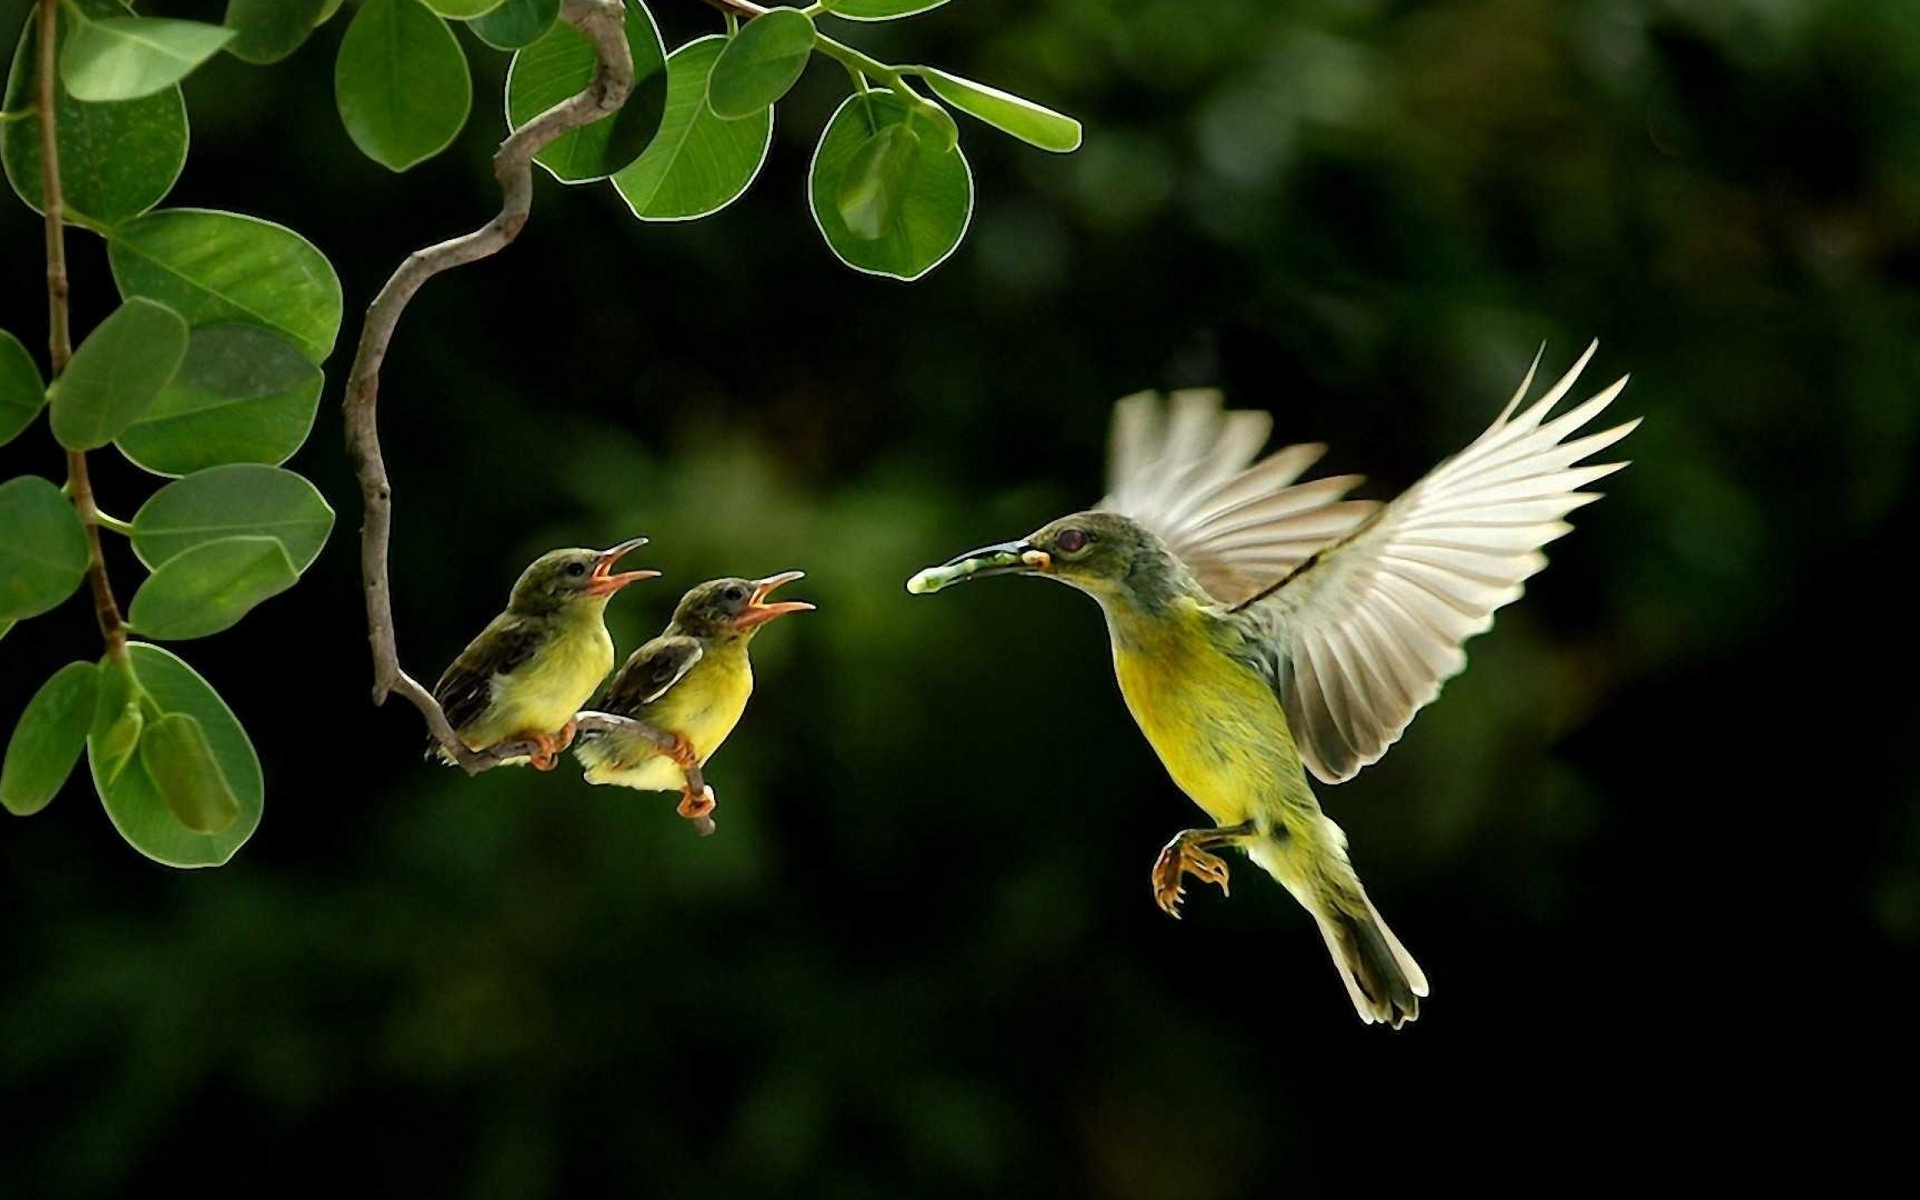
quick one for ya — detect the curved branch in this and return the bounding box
[342,0,636,775]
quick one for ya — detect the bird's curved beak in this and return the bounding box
[905,539,1050,594]
[585,536,660,596]
[733,570,815,629]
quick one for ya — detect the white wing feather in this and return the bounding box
[1247,342,1637,784]
[1101,388,1380,607]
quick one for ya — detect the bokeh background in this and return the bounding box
[3,0,1914,1193]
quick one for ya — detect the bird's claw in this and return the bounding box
[666,732,699,771]
[677,783,716,821]
[1151,836,1232,919]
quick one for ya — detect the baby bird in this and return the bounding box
[575,572,812,822]
[430,539,657,769]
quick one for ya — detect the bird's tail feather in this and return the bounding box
[1246,820,1427,1029]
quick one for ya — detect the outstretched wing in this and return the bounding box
[431,614,546,740]
[1243,343,1637,784]
[1101,388,1380,608]
[601,636,703,714]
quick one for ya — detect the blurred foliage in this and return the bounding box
[1,0,1913,1193]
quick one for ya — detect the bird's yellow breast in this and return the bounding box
[1108,601,1301,827]
[579,645,754,793]
[477,615,613,745]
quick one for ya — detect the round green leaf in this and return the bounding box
[0,620,13,641]
[505,0,666,184]
[129,535,299,640]
[91,643,262,868]
[423,0,507,16]
[2,661,98,816]
[837,122,920,240]
[908,97,958,155]
[139,712,239,833]
[0,328,45,448]
[335,0,472,172]
[59,17,234,102]
[108,208,343,365]
[613,36,772,222]
[707,9,814,120]
[468,0,558,51]
[1,0,188,229]
[116,325,322,477]
[223,0,333,64]
[919,67,1081,153]
[48,297,189,452]
[819,0,949,21]
[809,90,973,281]
[89,657,144,786]
[0,476,88,621]
[132,464,334,575]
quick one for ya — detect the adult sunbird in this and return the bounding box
[907,345,1635,1028]
[574,572,813,823]
[430,539,658,769]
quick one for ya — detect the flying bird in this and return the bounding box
[430,539,657,769]
[907,345,1636,1027]
[575,572,813,825]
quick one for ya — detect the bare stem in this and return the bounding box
[342,0,647,774]
[39,0,126,662]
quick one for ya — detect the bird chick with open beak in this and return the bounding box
[574,572,813,825]
[429,539,658,769]
[908,345,1636,1028]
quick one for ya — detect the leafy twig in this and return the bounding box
[341,0,642,775]
[38,0,126,663]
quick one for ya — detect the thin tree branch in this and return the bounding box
[342,0,643,775]
[39,0,126,663]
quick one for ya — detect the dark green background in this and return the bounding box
[2,0,1911,1193]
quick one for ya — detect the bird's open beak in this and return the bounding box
[905,539,1051,594]
[733,570,815,629]
[585,536,660,596]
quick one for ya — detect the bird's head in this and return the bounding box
[669,571,815,642]
[907,511,1181,606]
[508,538,658,615]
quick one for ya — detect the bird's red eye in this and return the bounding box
[1056,529,1090,554]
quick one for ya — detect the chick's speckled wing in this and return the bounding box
[1242,343,1637,785]
[601,636,703,714]
[1100,388,1380,608]
[432,614,547,736]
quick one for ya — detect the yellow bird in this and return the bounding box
[574,572,813,823]
[908,345,1635,1027]
[430,539,657,769]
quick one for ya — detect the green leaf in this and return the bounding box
[335,0,472,172]
[116,325,323,477]
[908,97,957,155]
[837,122,919,240]
[139,712,239,833]
[223,0,332,64]
[0,328,44,448]
[129,535,299,640]
[423,0,506,16]
[506,0,666,183]
[108,208,343,365]
[59,16,233,102]
[2,661,97,816]
[818,0,949,21]
[919,68,1081,153]
[0,620,13,641]
[468,0,557,50]
[707,8,814,120]
[809,90,973,281]
[1,0,189,228]
[132,463,334,575]
[91,643,262,868]
[612,35,772,222]
[0,477,88,621]
[48,297,189,451]
[88,657,145,786]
